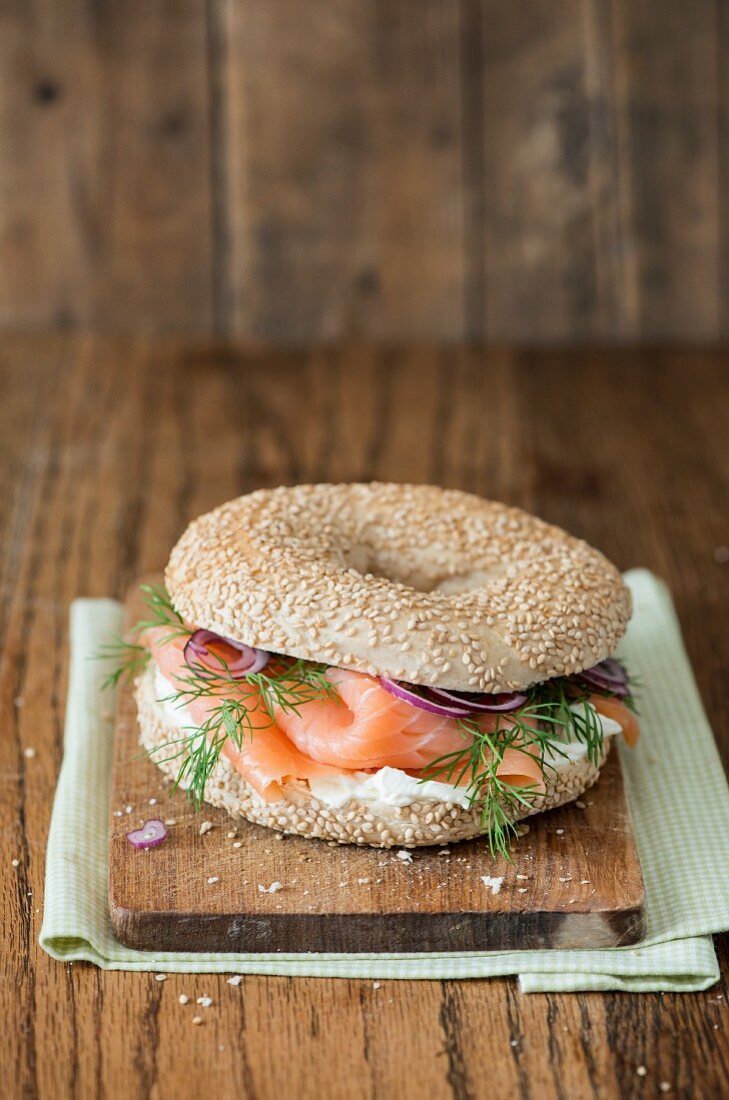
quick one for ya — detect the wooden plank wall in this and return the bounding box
[0,0,725,342]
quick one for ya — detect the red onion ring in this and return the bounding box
[579,670,629,696]
[427,687,528,713]
[596,658,628,684]
[578,658,629,696]
[383,658,627,719]
[184,628,270,679]
[126,819,167,850]
[380,678,476,718]
[380,678,527,718]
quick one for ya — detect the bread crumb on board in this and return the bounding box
[480,875,504,896]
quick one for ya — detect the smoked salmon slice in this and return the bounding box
[494,745,546,792]
[588,694,640,747]
[275,668,546,792]
[273,668,471,771]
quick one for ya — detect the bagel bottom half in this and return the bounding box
[135,665,609,849]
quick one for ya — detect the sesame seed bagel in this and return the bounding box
[166,482,631,692]
[135,664,610,848]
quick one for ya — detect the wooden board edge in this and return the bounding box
[108,900,648,954]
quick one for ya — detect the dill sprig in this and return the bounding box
[97,639,150,690]
[150,650,341,808]
[97,583,188,689]
[133,583,188,641]
[160,651,339,730]
[157,701,247,808]
[422,677,619,860]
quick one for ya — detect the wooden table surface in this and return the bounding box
[2,337,727,1100]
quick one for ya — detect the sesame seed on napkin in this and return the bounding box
[40,571,729,991]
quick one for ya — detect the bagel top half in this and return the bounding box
[165,482,631,693]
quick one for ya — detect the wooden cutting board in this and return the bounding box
[109,581,646,954]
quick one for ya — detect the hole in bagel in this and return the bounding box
[432,567,510,594]
[341,544,440,592]
[342,544,509,595]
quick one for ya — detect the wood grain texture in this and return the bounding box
[110,581,645,954]
[471,0,608,341]
[89,0,216,331]
[2,2,728,340]
[0,1,214,332]
[219,0,467,340]
[608,0,722,338]
[1,337,728,1099]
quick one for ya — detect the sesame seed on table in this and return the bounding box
[2,338,728,1100]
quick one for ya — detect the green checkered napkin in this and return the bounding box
[40,570,729,991]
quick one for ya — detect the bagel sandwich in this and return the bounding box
[115,483,640,852]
